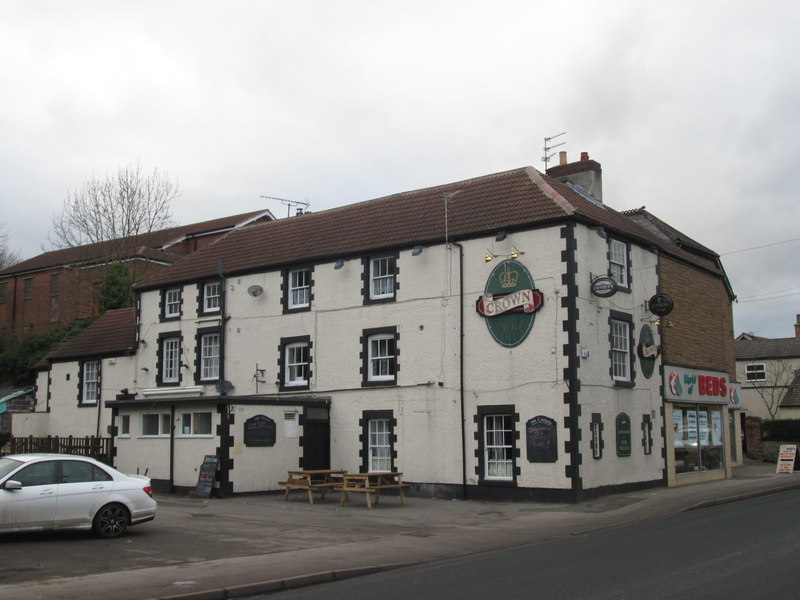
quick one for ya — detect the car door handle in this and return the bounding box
[91,485,107,490]
[39,489,55,496]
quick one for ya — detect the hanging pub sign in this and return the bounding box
[476,260,542,348]
[590,276,618,298]
[637,324,659,378]
[526,416,558,463]
[648,293,674,316]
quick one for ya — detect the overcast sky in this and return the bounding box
[1,1,798,338]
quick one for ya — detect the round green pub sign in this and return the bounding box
[475,260,543,347]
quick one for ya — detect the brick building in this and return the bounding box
[0,210,273,340]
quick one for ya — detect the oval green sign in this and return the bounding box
[477,260,541,348]
[637,324,659,379]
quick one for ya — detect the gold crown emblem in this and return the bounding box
[499,264,519,288]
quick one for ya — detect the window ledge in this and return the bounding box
[142,386,204,397]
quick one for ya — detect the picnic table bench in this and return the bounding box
[278,469,346,504]
[338,472,409,509]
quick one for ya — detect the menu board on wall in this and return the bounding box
[526,416,558,463]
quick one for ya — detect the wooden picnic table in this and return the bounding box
[278,469,347,504]
[338,471,409,509]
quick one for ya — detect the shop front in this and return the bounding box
[663,365,742,485]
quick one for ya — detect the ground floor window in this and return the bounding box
[673,403,724,473]
[141,413,171,437]
[477,405,518,483]
[360,410,395,473]
[179,412,213,436]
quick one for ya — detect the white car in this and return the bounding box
[0,454,156,538]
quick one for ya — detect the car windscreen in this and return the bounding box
[0,457,23,480]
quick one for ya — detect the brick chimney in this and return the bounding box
[795,314,800,340]
[545,151,603,203]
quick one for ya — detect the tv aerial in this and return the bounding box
[542,132,567,169]
[260,195,310,217]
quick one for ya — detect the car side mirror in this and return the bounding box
[2,480,22,491]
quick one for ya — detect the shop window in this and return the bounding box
[672,404,724,473]
[361,327,398,386]
[608,238,630,289]
[745,363,766,382]
[359,410,395,473]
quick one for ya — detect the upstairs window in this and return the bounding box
[284,268,312,312]
[158,333,182,385]
[745,363,766,382]
[610,313,633,384]
[365,255,397,303]
[81,360,100,405]
[198,331,220,382]
[23,278,33,300]
[0,282,7,304]
[200,281,221,314]
[609,239,629,289]
[362,327,398,386]
[279,336,311,390]
[163,287,182,320]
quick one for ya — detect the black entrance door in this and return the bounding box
[302,418,330,470]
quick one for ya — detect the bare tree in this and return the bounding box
[0,224,21,270]
[49,162,180,251]
[750,358,797,418]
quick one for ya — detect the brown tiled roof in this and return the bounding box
[780,371,800,408]
[137,166,727,291]
[0,210,271,277]
[44,308,137,363]
[735,338,800,361]
[137,167,732,289]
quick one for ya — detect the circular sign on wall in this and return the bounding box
[648,293,674,316]
[476,260,542,348]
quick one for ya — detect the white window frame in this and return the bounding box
[162,337,181,384]
[288,269,311,309]
[368,333,396,382]
[368,418,392,472]
[200,333,220,381]
[609,239,628,288]
[611,318,631,382]
[203,281,221,313]
[164,287,181,318]
[745,363,766,382]
[484,414,513,481]
[141,413,171,437]
[284,342,309,387]
[82,361,99,405]
[179,412,213,437]
[370,256,395,300]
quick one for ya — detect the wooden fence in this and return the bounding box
[9,436,112,465]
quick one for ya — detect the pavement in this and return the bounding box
[3,459,799,600]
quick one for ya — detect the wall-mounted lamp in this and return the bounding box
[334,259,344,270]
[495,231,507,242]
[138,339,147,346]
[593,227,608,239]
[411,245,423,256]
[509,246,525,259]
[486,247,525,262]
[485,250,497,263]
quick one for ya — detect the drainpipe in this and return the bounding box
[450,241,467,499]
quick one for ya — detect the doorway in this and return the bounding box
[302,407,330,470]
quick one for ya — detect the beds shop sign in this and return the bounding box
[476,260,543,348]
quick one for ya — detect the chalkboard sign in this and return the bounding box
[244,415,276,447]
[526,416,558,463]
[195,455,218,498]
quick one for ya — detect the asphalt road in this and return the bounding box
[262,489,800,600]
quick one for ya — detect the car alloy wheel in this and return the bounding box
[93,503,130,539]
